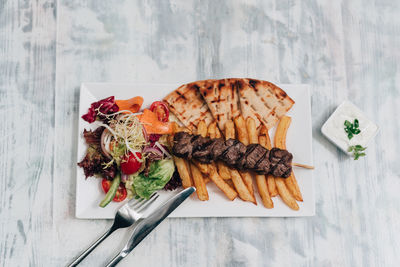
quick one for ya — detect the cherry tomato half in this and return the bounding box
[101,178,111,192]
[120,152,142,175]
[150,101,169,122]
[113,184,127,202]
[101,179,127,202]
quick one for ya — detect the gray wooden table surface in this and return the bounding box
[1,0,399,266]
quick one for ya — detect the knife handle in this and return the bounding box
[105,253,126,267]
[104,187,195,266]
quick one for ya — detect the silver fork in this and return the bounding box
[67,193,159,267]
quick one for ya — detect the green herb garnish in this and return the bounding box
[348,145,366,160]
[344,119,361,139]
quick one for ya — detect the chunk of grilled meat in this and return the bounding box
[172,132,292,178]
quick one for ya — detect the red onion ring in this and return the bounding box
[154,141,172,159]
[100,129,112,159]
[142,126,149,142]
[143,146,163,160]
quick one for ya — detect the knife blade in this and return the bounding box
[105,187,195,267]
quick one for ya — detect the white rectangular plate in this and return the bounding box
[76,82,314,218]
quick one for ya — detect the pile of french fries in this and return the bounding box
[169,115,303,210]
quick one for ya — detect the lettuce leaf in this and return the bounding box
[133,159,174,199]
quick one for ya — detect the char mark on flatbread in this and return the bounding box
[163,81,215,131]
[199,79,241,132]
[238,79,294,130]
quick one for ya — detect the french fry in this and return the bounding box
[217,164,231,179]
[212,124,231,180]
[190,163,209,201]
[225,120,235,140]
[274,116,291,149]
[194,120,237,200]
[208,164,237,201]
[194,160,237,200]
[246,117,258,144]
[255,174,273,208]
[197,120,207,137]
[259,125,278,197]
[204,177,210,184]
[274,116,303,202]
[193,161,209,174]
[225,120,256,204]
[214,126,222,139]
[234,117,255,199]
[217,161,231,179]
[239,171,254,197]
[247,118,273,208]
[193,161,237,200]
[275,177,299,210]
[259,125,272,150]
[267,175,278,197]
[238,165,255,198]
[284,172,303,201]
[234,115,249,145]
[174,156,193,188]
[207,121,217,138]
[183,159,191,179]
[230,169,256,203]
[168,125,193,188]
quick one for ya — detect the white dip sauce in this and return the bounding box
[321,101,378,155]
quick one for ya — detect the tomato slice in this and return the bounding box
[113,184,127,202]
[101,179,111,192]
[150,101,169,122]
[101,178,127,202]
[120,152,142,175]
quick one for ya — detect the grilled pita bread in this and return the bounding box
[198,79,241,132]
[165,78,294,132]
[232,79,263,129]
[237,79,294,129]
[163,81,215,131]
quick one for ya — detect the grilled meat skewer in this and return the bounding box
[172,132,293,178]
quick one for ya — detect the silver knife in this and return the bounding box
[105,187,195,267]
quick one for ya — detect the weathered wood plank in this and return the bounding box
[0,0,57,266]
[1,0,400,266]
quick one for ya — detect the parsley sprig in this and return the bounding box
[348,145,366,160]
[344,119,361,139]
[344,118,367,160]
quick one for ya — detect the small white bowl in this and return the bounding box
[321,101,379,155]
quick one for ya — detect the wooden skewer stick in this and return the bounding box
[292,163,315,169]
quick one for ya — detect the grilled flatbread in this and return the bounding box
[163,81,215,131]
[237,79,294,129]
[198,79,241,132]
[233,79,263,129]
[165,78,294,132]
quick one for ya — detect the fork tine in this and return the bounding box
[127,192,157,209]
[148,191,158,199]
[134,192,158,210]
[130,197,145,209]
[137,194,159,212]
[127,197,141,206]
